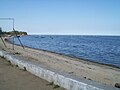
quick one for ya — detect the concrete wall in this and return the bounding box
[0,50,118,90]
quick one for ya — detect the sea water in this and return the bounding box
[12,35,120,68]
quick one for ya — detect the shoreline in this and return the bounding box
[0,37,120,87]
[10,41,120,69]
[7,35,120,69]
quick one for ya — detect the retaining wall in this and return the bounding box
[0,50,118,90]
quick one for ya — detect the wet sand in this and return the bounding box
[0,57,65,90]
[0,38,120,87]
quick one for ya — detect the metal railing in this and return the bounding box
[0,18,24,50]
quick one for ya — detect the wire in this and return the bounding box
[0,36,7,48]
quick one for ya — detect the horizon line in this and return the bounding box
[28,33,120,36]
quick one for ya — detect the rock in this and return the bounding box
[115,83,120,88]
[83,77,86,79]
[88,78,92,81]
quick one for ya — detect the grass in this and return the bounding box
[16,65,18,67]
[23,67,26,71]
[7,60,13,67]
[14,52,21,55]
[53,85,60,89]
[46,82,60,89]
[0,56,5,59]
[47,82,54,86]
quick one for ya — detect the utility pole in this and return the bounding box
[0,27,7,48]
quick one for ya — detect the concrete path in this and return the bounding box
[0,57,65,90]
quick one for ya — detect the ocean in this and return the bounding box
[11,35,120,68]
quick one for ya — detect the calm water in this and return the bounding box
[12,35,120,68]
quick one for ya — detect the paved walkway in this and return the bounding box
[0,57,65,90]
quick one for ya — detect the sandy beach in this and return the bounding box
[0,38,120,87]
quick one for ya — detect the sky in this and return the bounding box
[0,0,120,35]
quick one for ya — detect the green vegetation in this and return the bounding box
[2,31,27,36]
[0,56,5,59]
[0,27,27,36]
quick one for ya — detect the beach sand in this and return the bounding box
[0,38,120,87]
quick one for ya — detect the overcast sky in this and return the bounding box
[0,0,120,35]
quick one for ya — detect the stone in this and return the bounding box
[115,83,120,88]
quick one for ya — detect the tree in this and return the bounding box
[0,27,2,35]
